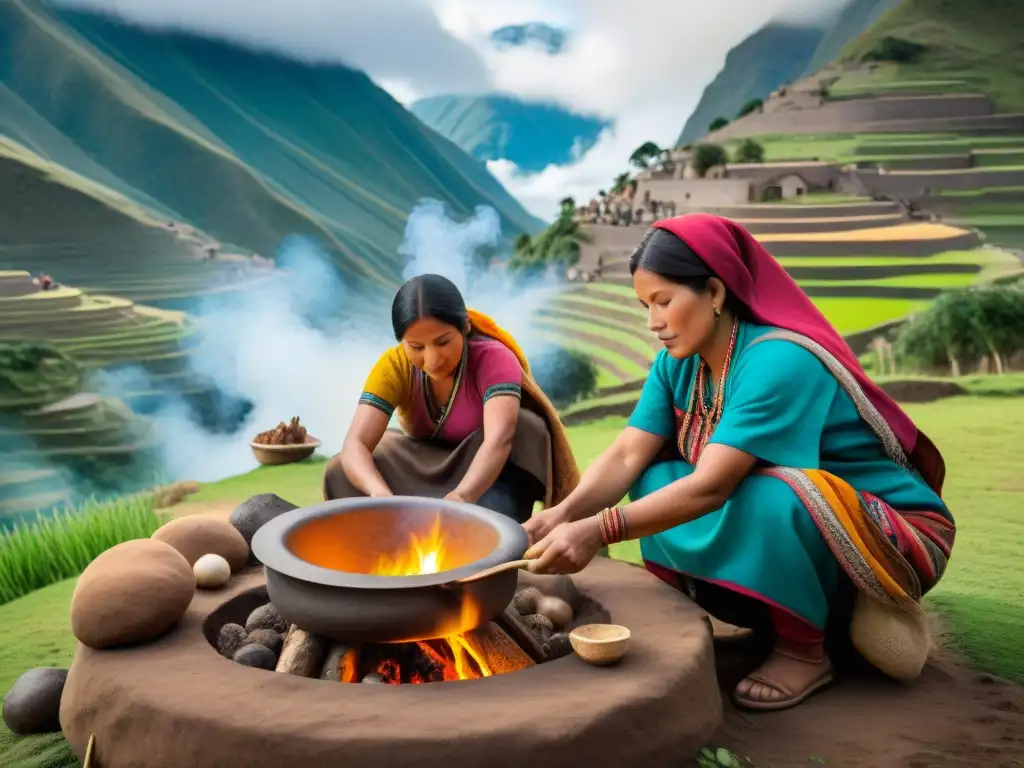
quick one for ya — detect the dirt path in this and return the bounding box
[712,631,1024,767]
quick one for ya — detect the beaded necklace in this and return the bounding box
[421,340,468,441]
[676,318,740,463]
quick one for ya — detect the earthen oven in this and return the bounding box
[59,500,722,767]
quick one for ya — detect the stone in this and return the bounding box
[520,613,555,643]
[535,596,573,629]
[542,632,573,661]
[246,628,284,656]
[245,603,287,634]
[152,516,249,572]
[217,623,248,659]
[70,539,195,650]
[232,644,277,670]
[1,667,67,735]
[193,553,231,589]
[229,494,299,563]
[516,572,583,612]
[512,587,542,616]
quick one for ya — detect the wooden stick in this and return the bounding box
[450,559,531,586]
[320,642,361,683]
[495,604,547,664]
[275,624,328,677]
[83,734,95,768]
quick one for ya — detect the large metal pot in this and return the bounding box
[251,496,529,643]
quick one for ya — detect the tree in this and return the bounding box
[737,98,763,118]
[732,138,765,164]
[559,196,576,212]
[895,285,1024,376]
[708,117,730,132]
[610,172,631,195]
[507,207,593,274]
[691,143,729,178]
[862,37,927,63]
[628,141,662,171]
[529,345,599,409]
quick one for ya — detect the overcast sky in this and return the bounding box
[57,0,845,219]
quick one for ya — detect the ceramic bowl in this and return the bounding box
[569,623,631,666]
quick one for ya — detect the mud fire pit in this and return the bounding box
[60,499,722,767]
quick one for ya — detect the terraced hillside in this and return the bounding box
[546,200,1022,418]
[0,0,542,291]
[0,143,274,309]
[0,269,219,419]
[834,0,1024,113]
[717,133,1024,248]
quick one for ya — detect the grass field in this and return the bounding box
[1,389,1022,765]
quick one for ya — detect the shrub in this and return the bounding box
[895,284,1024,375]
[708,117,730,132]
[529,346,599,409]
[732,139,765,164]
[737,98,763,118]
[862,37,927,63]
[0,493,163,604]
[691,143,730,178]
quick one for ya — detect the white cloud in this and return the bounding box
[53,0,848,220]
[54,0,493,97]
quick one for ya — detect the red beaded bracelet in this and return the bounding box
[597,506,629,545]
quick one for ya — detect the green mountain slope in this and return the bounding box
[410,94,610,173]
[801,0,903,77]
[837,0,1024,112]
[0,0,543,289]
[675,24,825,146]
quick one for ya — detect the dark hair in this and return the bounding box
[628,228,748,318]
[391,273,469,340]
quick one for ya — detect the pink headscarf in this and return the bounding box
[651,213,945,494]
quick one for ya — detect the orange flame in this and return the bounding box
[370,514,446,576]
[366,514,493,681]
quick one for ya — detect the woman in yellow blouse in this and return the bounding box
[322,273,578,522]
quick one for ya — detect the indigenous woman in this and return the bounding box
[522,214,955,711]
[324,273,578,523]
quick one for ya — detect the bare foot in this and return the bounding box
[733,645,833,711]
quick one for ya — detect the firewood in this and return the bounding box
[274,625,328,677]
[320,642,361,683]
[495,604,546,664]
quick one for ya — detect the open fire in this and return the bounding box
[358,515,495,683]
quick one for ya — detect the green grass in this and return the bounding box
[0,495,162,605]
[742,132,1024,165]
[836,0,1024,114]
[2,395,1024,764]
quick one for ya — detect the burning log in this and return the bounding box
[496,605,547,664]
[274,625,328,677]
[320,643,361,683]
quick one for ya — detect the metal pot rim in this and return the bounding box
[251,496,529,590]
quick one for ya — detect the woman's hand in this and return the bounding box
[522,504,571,546]
[444,489,469,503]
[523,516,604,575]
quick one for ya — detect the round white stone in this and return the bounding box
[193,553,231,589]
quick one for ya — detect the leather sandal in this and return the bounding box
[732,648,834,712]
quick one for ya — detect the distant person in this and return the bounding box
[522,214,954,711]
[324,273,579,524]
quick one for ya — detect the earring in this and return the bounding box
[713,306,721,321]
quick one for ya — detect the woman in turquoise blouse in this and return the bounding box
[522,214,955,712]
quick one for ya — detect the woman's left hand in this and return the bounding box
[444,489,469,503]
[523,516,604,575]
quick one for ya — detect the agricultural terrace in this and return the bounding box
[560,196,1022,415]
[716,132,1024,249]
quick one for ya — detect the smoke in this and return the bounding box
[91,199,566,484]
